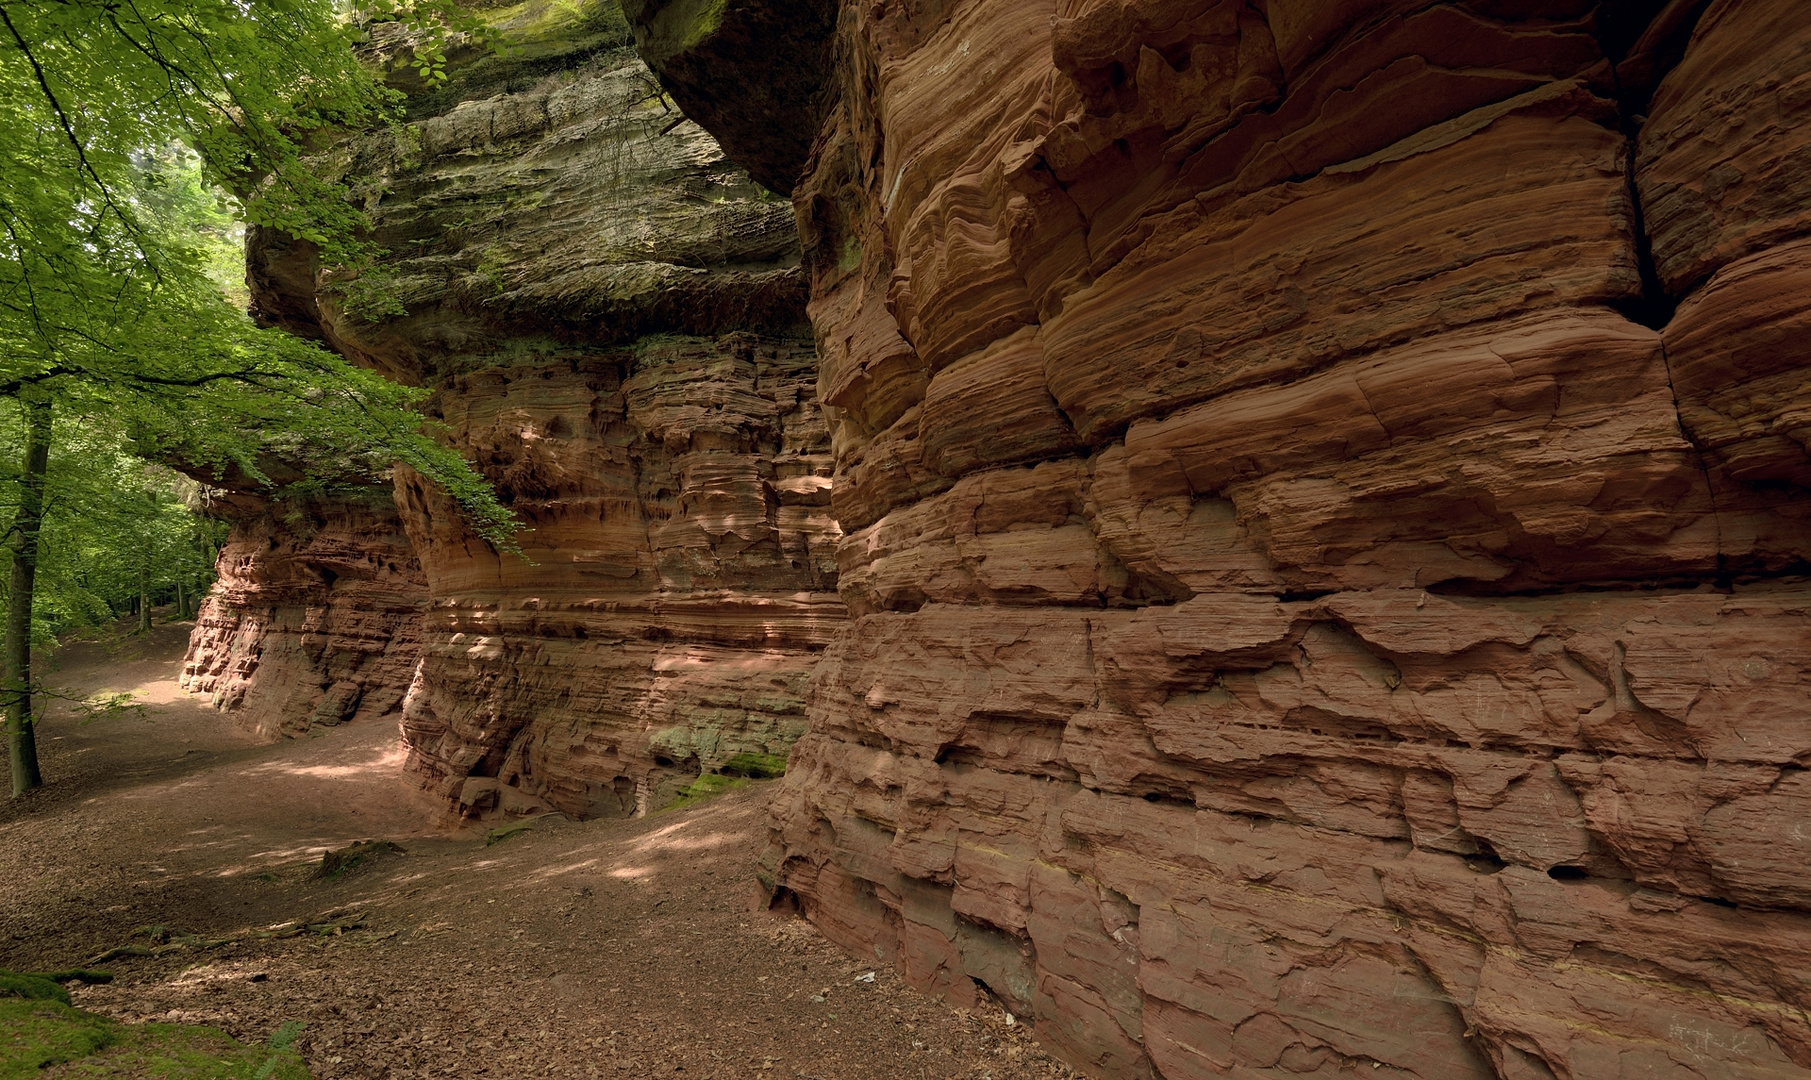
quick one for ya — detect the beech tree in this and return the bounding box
[1,409,227,636]
[1,0,509,795]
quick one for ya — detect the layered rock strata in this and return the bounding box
[181,489,426,740]
[631,0,1811,1077]
[389,332,841,818]
[242,0,842,817]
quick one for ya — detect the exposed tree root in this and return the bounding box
[86,910,367,966]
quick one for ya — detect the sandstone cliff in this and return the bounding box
[628,0,1811,1076]
[181,487,426,740]
[209,0,843,817]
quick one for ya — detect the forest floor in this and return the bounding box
[0,619,1077,1080]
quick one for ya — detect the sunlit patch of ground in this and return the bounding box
[2,615,1077,1080]
[238,743,410,782]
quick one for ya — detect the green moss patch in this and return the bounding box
[0,971,112,1010]
[677,0,731,51]
[0,998,310,1080]
[0,974,70,1007]
[662,772,747,812]
[0,998,113,1076]
[719,752,787,779]
[484,817,540,846]
[395,0,634,119]
[483,0,630,51]
[659,752,788,811]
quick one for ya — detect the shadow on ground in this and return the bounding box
[1,619,1075,1080]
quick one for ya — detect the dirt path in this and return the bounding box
[1,623,1076,1080]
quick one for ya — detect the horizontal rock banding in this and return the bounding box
[202,8,845,818]
[636,0,1811,1076]
[182,490,426,739]
[394,335,844,817]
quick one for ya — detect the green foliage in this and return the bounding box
[719,752,788,779]
[5,0,368,267]
[0,0,519,551]
[351,0,502,86]
[2,0,527,797]
[267,1021,306,1054]
[0,407,228,646]
[0,997,312,1080]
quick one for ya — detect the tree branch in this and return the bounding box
[0,4,148,253]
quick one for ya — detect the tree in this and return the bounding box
[3,396,48,794]
[1,0,511,795]
[2,407,227,636]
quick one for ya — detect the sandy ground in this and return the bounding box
[0,620,1078,1080]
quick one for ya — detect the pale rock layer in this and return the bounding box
[627,0,1811,1077]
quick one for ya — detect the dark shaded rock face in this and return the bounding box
[182,490,426,740]
[249,5,808,376]
[619,0,838,195]
[207,0,843,818]
[635,1,1811,1077]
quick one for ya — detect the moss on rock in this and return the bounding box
[677,0,731,50]
[719,751,787,778]
[377,0,635,119]
[0,998,311,1080]
[663,772,747,811]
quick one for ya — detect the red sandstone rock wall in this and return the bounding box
[240,5,843,818]
[630,0,1811,1076]
[392,332,842,818]
[182,491,426,739]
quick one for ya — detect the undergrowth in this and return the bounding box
[0,995,311,1079]
[664,773,748,811]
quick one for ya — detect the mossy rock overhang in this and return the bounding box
[373,0,638,119]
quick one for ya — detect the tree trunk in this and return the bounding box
[5,396,51,796]
[137,560,150,634]
[175,576,186,621]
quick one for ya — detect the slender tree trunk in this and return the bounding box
[137,559,150,634]
[175,576,186,621]
[5,396,51,796]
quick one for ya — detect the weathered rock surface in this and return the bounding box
[181,489,426,739]
[229,0,842,816]
[390,332,842,817]
[619,0,837,195]
[635,1,1811,1077]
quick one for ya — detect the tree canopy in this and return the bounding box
[0,0,509,524]
[0,406,223,642]
[2,0,513,794]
